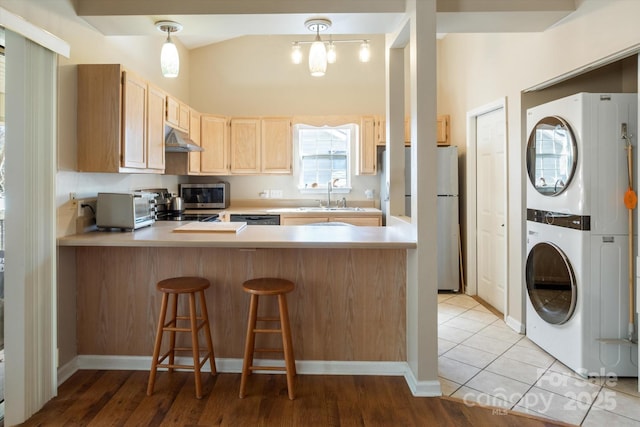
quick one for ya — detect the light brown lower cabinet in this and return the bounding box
[280,215,381,226]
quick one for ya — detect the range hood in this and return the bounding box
[165,128,204,152]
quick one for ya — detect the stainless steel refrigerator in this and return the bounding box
[381,146,460,291]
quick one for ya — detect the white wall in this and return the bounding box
[437,0,640,325]
[190,34,386,116]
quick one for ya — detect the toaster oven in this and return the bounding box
[96,192,156,231]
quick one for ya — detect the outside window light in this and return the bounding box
[291,42,303,64]
[359,40,371,63]
[155,20,183,78]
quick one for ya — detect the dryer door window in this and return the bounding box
[525,242,577,325]
[526,116,577,197]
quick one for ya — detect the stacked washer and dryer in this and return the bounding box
[525,92,638,377]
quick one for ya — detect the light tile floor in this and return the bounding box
[438,293,640,426]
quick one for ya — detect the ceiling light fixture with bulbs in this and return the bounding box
[291,18,371,77]
[155,20,183,78]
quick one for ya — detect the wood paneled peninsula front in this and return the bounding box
[58,222,415,368]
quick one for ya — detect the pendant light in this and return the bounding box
[359,40,371,63]
[155,21,183,78]
[305,18,331,77]
[308,35,327,76]
[327,40,337,64]
[291,42,303,64]
[290,18,372,76]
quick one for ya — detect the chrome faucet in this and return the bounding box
[327,180,332,207]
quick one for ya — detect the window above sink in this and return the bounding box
[294,123,355,194]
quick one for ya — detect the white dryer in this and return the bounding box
[526,217,638,377]
[526,93,637,235]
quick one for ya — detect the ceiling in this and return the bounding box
[74,0,580,50]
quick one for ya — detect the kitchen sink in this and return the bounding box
[296,207,365,212]
[265,207,365,213]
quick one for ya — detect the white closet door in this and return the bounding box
[476,107,507,312]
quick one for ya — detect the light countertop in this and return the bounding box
[212,206,382,217]
[58,220,416,249]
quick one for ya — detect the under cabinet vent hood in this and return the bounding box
[165,128,203,152]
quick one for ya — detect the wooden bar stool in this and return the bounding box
[239,277,296,400]
[147,276,216,399]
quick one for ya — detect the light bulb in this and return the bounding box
[161,33,179,78]
[327,42,337,64]
[308,36,327,77]
[291,43,303,64]
[359,40,370,63]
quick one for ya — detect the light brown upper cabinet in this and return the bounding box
[261,117,292,174]
[188,109,202,174]
[229,117,292,175]
[374,115,450,146]
[77,64,164,174]
[166,95,190,133]
[357,116,377,175]
[405,118,411,145]
[200,115,229,175]
[377,117,386,146]
[436,114,450,146]
[146,84,166,171]
[121,70,147,169]
[374,116,409,147]
[230,118,261,174]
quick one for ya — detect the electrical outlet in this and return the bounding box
[270,189,283,198]
[69,192,77,200]
[77,198,97,218]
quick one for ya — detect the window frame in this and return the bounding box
[294,123,356,195]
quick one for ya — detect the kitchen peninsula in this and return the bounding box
[58,221,416,371]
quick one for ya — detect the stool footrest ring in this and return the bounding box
[249,366,286,372]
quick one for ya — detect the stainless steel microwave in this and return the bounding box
[179,182,230,209]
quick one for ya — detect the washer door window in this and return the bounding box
[526,116,577,196]
[526,242,577,324]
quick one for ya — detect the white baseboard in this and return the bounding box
[404,369,442,397]
[57,357,79,385]
[505,315,525,334]
[58,356,439,395]
[60,355,409,376]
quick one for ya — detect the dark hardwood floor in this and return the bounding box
[19,370,572,426]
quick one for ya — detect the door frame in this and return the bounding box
[465,97,508,316]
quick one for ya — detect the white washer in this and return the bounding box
[526,93,636,235]
[526,219,638,377]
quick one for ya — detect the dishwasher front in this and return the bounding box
[229,214,281,225]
